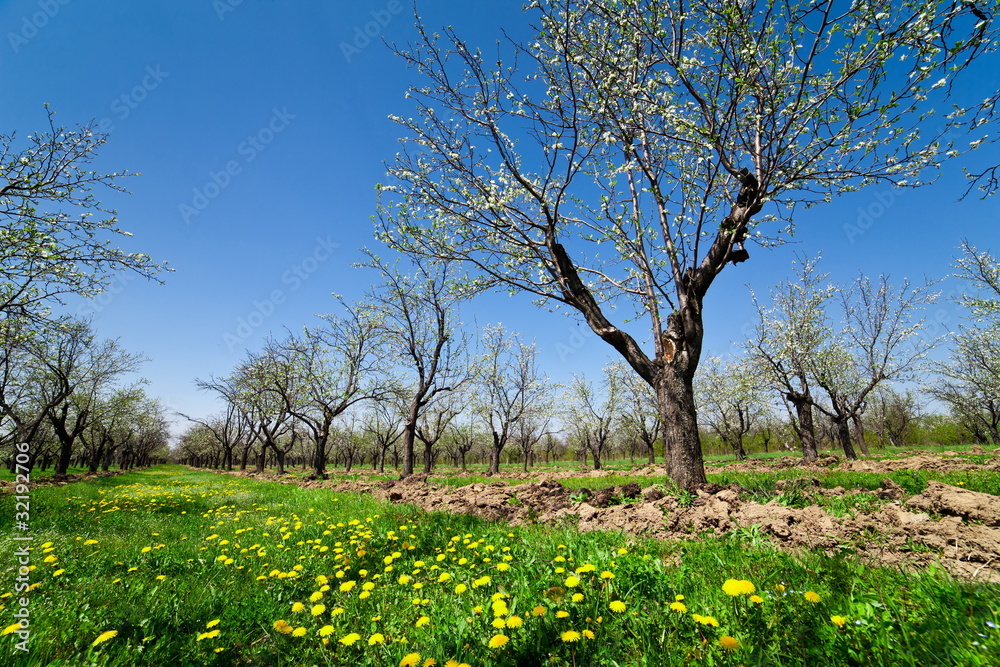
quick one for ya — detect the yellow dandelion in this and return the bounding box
[556,610,570,618]
[488,633,510,648]
[339,632,361,645]
[155,575,166,581]
[311,604,326,616]
[719,635,740,650]
[416,615,431,627]
[496,562,510,571]
[506,615,523,628]
[368,633,386,645]
[749,595,764,604]
[400,652,422,666]
[492,617,507,629]
[309,591,324,602]
[141,546,152,553]
[560,630,581,642]
[398,574,412,585]
[340,580,357,592]
[292,627,307,637]
[2,623,22,636]
[318,625,335,637]
[600,570,614,579]
[454,584,468,594]
[92,630,118,647]
[831,615,847,628]
[609,600,626,613]
[291,602,305,613]
[197,629,220,641]
[206,619,220,628]
[437,572,452,583]
[804,591,821,603]
[531,605,547,616]
[669,601,687,613]
[423,660,437,667]
[571,593,584,603]
[563,576,580,588]
[53,569,65,577]
[722,579,755,596]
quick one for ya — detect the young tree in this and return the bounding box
[377,0,998,487]
[610,361,661,465]
[564,365,623,471]
[475,324,552,475]
[930,241,1000,443]
[695,355,770,461]
[1,108,165,321]
[367,255,472,477]
[747,256,833,462]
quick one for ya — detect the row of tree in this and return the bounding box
[0,316,170,474]
[178,241,999,476]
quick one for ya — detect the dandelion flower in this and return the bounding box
[206,619,220,628]
[692,614,719,627]
[340,580,357,592]
[318,625,334,637]
[531,606,547,616]
[600,571,614,579]
[560,630,581,642]
[492,618,507,629]
[369,633,386,645]
[719,635,740,650]
[583,629,595,639]
[53,569,65,577]
[749,595,764,604]
[311,604,326,616]
[831,615,847,627]
[506,615,523,628]
[291,602,305,613]
[416,615,431,627]
[2,624,21,636]
[488,633,510,648]
[563,576,580,588]
[423,660,437,667]
[454,584,468,594]
[92,630,118,647]
[669,601,687,613]
[339,632,361,645]
[571,593,584,603]
[722,579,756,596]
[804,591,821,603]
[400,652,422,666]
[197,629,220,641]
[609,600,626,613]
[292,627,307,637]
[309,591,324,602]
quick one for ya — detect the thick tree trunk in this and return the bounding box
[834,417,857,460]
[787,392,818,463]
[656,367,707,489]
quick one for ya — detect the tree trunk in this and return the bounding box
[834,417,857,460]
[656,367,707,489]
[402,399,420,477]
[851,415,871,456]
[786,392,818,463]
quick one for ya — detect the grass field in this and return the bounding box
[1,464,998,666]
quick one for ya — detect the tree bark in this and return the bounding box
[656,367,707,488]
[786,391,818,463]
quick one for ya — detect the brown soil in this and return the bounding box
[205,452,1000,582]
[0,468,140,493]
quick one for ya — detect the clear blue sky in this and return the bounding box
[2,0,997,437]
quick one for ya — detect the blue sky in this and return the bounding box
[2,0,997,437]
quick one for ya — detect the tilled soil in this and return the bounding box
[212,452,1000,582]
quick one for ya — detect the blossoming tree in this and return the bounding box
[377,0,998,487]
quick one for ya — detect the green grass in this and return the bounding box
[3,465,997,666]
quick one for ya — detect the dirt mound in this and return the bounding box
[906,481,1000,526]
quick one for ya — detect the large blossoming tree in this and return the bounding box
[377,0,998,487]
